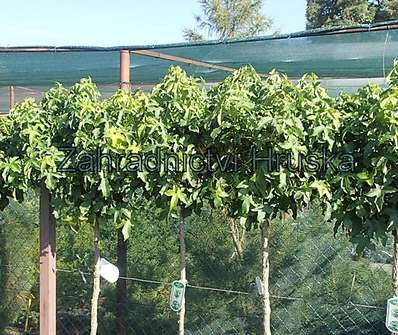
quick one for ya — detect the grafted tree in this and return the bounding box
[204,67,340,335]
[329,62,398,335]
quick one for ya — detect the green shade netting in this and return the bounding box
[0,21,397,112]
[1,22,398,87]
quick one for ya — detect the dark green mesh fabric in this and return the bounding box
[1,21,398,87]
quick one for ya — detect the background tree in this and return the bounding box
[183,0,271,41]
[306,0,375,29]
[306,0,398,29]
[373,0,398,22]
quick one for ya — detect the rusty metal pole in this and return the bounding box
[115,49,130,335]
[40,186,56,335]
[9,86,15,110]
[120,50,130,90]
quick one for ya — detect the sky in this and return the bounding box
[0,0,306,47]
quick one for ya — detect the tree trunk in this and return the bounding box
[393,229,398,296]
[179,213,186,335]
[281,211,289,223]
[229,216,244,260]
[222,209,244,260]
[90,220,101,335]
[116,230,127,335]
[392,229,398,335]
[261,221,272,335]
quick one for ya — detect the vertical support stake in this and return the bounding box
[115,49,131,335]
[9,86,15,110]
[261,221,271,335]
[179,212,187,335]
[120,50,130,91]
[40,186,56,335]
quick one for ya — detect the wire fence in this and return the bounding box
[0,194,39,335]
[0,84,158,114]
[0,196,393,335]
[0,74,391,115]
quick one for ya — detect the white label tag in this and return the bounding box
[386,297,398,332]
[169,280,186,312]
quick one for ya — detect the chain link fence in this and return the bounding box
[0,198,393,334]
[0,84,155,115]
[0,194,39,334]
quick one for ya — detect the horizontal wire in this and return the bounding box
[55,267,386,309]
[58,268,250,294]
[118,275,164,285]
[15,86,43,94]
[0,265,387,309]
[186,283,250,295]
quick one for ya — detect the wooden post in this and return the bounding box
[40,186,56,335]
[9,86,15,110]
[179,212,187,335]
[392,229,398,335]
[120,50,130,90]
[115,49,130,335]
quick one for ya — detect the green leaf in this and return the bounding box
[178,189,189,205]
[122,220,132,240]
[365,187,382,198]
[241,194,252,215]
[99,172,111,198]
[170,193,179,211]
[309,181,331,200]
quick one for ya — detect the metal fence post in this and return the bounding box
[9,86,15,110]
[120,50,130,90]
[40,186,56,335]
[116,49,130,335]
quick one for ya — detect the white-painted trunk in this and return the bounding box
[179,214,186,335]
[261,221,272,335]
[392,229,398,335]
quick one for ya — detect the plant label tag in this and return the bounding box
[386,297,398,332]
[100,258,119,283]
[169,280,186,312]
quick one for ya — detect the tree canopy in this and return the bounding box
[183,0,271,41]
[330,61,398,251]
[306,0,398,29]
[3,61,398,334]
